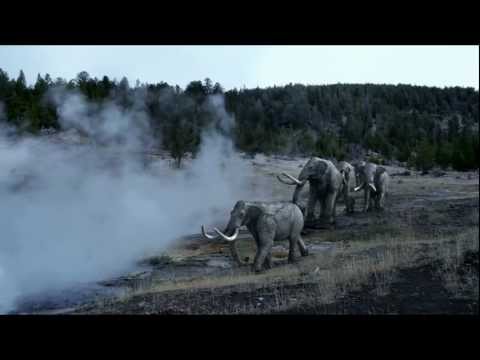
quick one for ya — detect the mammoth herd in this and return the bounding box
[202,157,390,273]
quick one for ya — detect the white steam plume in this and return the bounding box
[0,89,255,313]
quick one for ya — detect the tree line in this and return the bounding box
[0,68,478,170]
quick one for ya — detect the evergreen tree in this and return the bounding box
[415,140,436,171]
[0,68,478,170]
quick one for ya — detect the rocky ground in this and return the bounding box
[14,155,479,315]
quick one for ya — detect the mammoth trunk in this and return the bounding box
[229,241,247,266]
[222,224,246,266]
[364,186,370,211]
[292,183,305,205]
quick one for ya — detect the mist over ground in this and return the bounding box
[0,90,260,313]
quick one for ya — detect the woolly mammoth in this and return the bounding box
[202,201,308,273]
[354,162,390,212]
[277,157,343,226]
[337,161,355,214]
[352,160,366,187]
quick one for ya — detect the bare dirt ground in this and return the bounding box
[16,155,479,315]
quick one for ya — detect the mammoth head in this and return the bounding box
[226,201,249,229]
[353,160,366,175]
[277,157,327,187]
[201,201,248,243]
[298,157,328,181]
[354,162,377,192]
[338,161,351,180]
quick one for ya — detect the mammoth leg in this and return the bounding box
[348,197,355,213]
[373,192,379,210]
[288,236,298,264]
[254,223,275,273]
[364,189,370,212]
[342,186,349,213]
[378,191,385,211]
[297,236,309,257]
[322,192,336,224]
[344,184,354,214]
[250,231,261,266]
[254,241,274,273]
[370,192,376,211]
[320,195,327,221]
[264,252,273,269]
[306,185,317,222]
[332,192,338,220]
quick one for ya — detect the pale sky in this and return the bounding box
[0,46,478,90]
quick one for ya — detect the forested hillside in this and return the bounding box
[0,69,478,170]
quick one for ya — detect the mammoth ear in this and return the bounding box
[234,200,246,210]
[246,205,261,220]
[315,160,328,174]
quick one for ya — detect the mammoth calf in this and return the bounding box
[202,201,308,273]
[354,162,390,212]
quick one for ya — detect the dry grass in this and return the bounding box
[433,229,479,300]
[125,227,477,302]
[308,237,417,301]
[84,225,478,314]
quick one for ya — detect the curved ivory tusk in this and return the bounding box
[276,174,297,186]
[354,183,365,192]
[368,183,377,192]
[201,225,217,240]
[281,172,305,186]
[214,227,240,242]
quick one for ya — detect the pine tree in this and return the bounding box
[15,70,27,93]
[415,140,436,171]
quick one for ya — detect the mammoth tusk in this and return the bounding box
[368,183,377,192]
[201,225,218,240]
[214,227,240,242]
[354,183,365,192]
[277,173,298,185]
[281,172,305,186]
[276,174,297,186]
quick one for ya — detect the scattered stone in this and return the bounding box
[307,244,336,253]
[392,171,411,177]
[431,170,447,177]
[206,259,232,269]
[185,243,200,250]
[144,254,173,267]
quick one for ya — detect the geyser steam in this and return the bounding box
[0,90,255,313]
